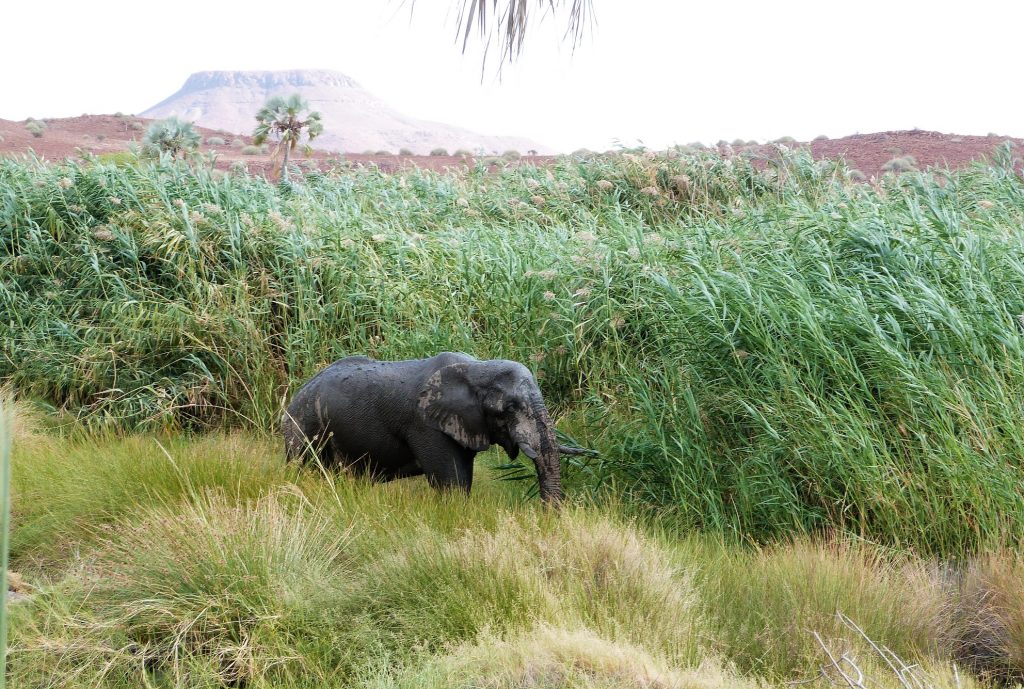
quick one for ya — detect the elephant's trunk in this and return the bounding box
[528,391,563,506]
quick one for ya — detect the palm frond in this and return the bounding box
[453,0,594,71]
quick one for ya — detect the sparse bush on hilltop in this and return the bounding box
[430,147,449,156]
[24,119,45,138]
[205,136,226,146]
[128,121,144,131]
[882,155,917,173]
[375,149,392,156]
[454,148,473,157]
[502,149,521,159]
[232,137,246,148]
[399,147,414,156]
[240,145,260,155]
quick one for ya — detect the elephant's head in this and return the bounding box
[417,359,563,505]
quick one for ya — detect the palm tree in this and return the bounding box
[452,0,594,72]
[142,117,201,158]
[252,94,324,182]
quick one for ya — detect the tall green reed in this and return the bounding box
[4,147,1024,551]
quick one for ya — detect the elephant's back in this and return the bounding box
[286,355,432,424]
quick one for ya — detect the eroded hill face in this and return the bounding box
[141,69,546,155]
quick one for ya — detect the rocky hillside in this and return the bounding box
[142,70,545,155]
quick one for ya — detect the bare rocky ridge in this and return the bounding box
[142,69,546,155]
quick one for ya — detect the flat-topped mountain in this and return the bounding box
[142,69,546,155]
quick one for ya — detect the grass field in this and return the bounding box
[5,419,1022,688]
[4,145,1024,686]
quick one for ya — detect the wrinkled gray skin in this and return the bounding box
[282,352,564,504]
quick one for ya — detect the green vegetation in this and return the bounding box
[429,147,449,156]
[0,400,10,684]
[252,93,324,182]
[3,431,1017,688]
[4,147,1024,558]
[206,136,226,146]
[241,144,261,155]
[7,142,1024,687]
[141,116,201,158]
[399,147,414,156]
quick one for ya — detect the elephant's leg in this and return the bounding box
[373,461,425,483]
[408,432,476,494]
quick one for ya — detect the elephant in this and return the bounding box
[282,352,580,504]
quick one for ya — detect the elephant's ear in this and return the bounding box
[417,363,492,452]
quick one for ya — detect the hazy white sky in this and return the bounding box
[2,1,1022,152]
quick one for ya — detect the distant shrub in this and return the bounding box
[571,148,595,158]
[232,138,246,148]
[128,121,144,131]
[732,138,746,147]
[813,134,828,141]
[882,156,917,173]
[375,150,392,156]
[502,149,521,159]
[362,149,375,155]
[95,134,105,142]
[114,111,125,118]
[259,143,269,154]
[848,169,867,182]
[399,148,414,156]
[430,148,449,156]
[773,136,797,144]
[454,149,473,157]
[205,137,226,146]
[240,145,261,155]
[142,117,200,158]
[229,161,248,174]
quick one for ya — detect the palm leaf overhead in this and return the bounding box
[458,0,592,59]
[408,0,594,73]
